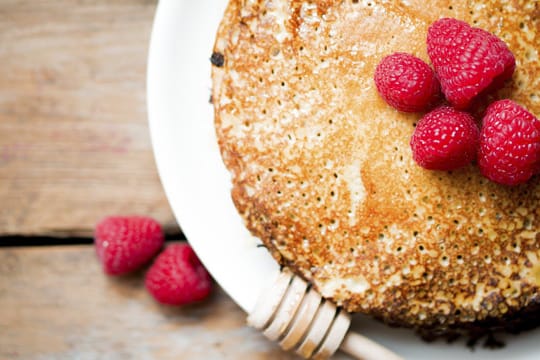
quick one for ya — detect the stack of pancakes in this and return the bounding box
[212,0,540,336]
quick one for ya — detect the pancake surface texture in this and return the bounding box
[212,0,540,332]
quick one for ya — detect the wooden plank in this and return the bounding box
[0,0,179,237]
[0,244,328,359]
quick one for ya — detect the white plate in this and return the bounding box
[147,1,540,359]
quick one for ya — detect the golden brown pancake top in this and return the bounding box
[212,0,540,330]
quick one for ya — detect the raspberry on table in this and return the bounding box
[145,243,213,306]
[427,18,515,110]
[478,100,540,186]
[94,216,164,275]
[410,106,479,171]
[374,52,441,113]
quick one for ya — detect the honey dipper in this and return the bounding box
[248,268,404,360]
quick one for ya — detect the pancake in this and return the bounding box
[211,0,540,334]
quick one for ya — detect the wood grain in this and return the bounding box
[0,0,179,237]
[0,244,335,359]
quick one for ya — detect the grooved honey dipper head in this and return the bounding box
[248,269,350,359]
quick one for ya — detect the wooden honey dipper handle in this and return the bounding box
[341,332,404,360]
[248,268,404,360]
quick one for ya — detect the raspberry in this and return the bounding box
[374,52,441,113]
[478,100,540,186]
[145,243,212,305]
[427,18,515,110]
[94,216,164,275]
[410,106,479,171]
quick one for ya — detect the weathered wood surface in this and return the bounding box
[0,245,338,359]
[0,0,178,237]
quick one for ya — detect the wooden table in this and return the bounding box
[0,1,346,358]
[0,0,176,237]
